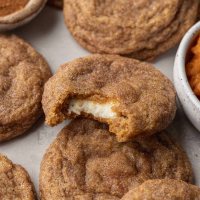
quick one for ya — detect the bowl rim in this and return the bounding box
[175,21,200,109]
[0,0,47,24]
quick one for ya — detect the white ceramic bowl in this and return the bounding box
[0,0,47,31]
[174,21,200,132]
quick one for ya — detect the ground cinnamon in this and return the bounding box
[0,0,29,17]
[186,34,200,99]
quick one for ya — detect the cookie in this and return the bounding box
[121,179,200,200]
[39,119,193,200]
[42,54,176,142]
[63,0,198,60]
[0,35,51,142]
[129,0,199,61]
[0,153,36,200]
[48,0,63,9]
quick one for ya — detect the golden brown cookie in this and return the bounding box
[39,119,193,200]
[48,0,63,9]
[64,0,198,61]
[0,153,36,200]
[0,34,51,142]
[121,179,200,200]
[42,54,176,142]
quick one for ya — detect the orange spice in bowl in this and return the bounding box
[186,35,200,99]
[0,0,47,31]
[0,0,29,17]
[174,21,200,133]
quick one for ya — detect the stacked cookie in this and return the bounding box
[39,54,197,199]
[40,118,193,199]
[63,0,198,60]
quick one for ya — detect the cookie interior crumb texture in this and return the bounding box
[42,54,176,142]
[39,119,193,200]
[0,154,36,200]
[0,0,29,17]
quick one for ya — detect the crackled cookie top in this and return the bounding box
[0,154,36,200]
[64,0,198,60]
[40,119,192,200]
[0,35,51,142]
[42,54,176,142]
[121,179,200,200]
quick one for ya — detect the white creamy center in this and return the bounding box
[68,99,117,119]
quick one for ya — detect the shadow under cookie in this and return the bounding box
[48,0,63,9]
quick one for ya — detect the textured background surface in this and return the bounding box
[0,6,200,196]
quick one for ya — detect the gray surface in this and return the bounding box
[0,6,200,195]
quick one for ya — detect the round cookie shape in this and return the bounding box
[128,0,199,60]
[63,0,198,60]
[0,35,51,142]
[121,179,200,200]
[0,0,47,31]
[42,54,176,142]
[40,119,193,200]
[0,154,36,200]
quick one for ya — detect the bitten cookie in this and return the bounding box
[40,119,193,200]
[121,179,200,200]
[0,34,51,142]
[42,54,176,142]
[0,153,36,200]
[64,0,198,60]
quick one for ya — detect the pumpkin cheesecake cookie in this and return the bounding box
[0,153,36,200]
[0,34,51,142]
[42,54,176,142]
[39,119,193,200]
[121,179,200,200]
[64,0,198,60]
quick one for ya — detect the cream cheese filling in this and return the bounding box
[68,99,118,119]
